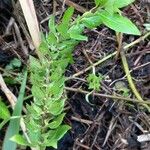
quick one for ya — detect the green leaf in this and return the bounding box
[68,24,87,41]
[52,58,70,70]
[48,113,66,129]
[47,33,57,45]
[10,58,21,68]
[94,0,108,6]
[81,14,102,29]
[62,7,74,24]
[57,7,74,38]
[3,70,27,150]
[0,100,10,120]
[50,68,63,82]
[114,81,130,97]
[99,11,141,35]
[47,125,71,148]
[5,58,21,70]
[114,0,135,8]
[52,125,71,141]
[25,119,40,144]
[30,56,42,72]
[10,134,29,146]
[95,0,100,6]
[87,74,103,91]
[48,77,65,98]
[30,73,43,87]
[39,40,49,55]
[31,85,45,100]
[26,104,41,119]
[49,99,66,115]
[48,15,57,35]
[104,0,115,14]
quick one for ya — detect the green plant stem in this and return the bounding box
[120,50,150,112]
[65,87,150,105]
[67,31,150,79]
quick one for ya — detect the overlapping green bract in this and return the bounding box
[24,1,140,149]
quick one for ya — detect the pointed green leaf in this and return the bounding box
[0,100,10,120]
[30,56,42,72]
[47,125,71,148]
[104,0,115,14]
[57,5,74,37]
[10,134,29,146]
[114,0,135,8]
[99,11,141,35]
[31,85,45,100]
[62,7,74,24]
[49,99,65,115]
[39,40,49,55]
[47,32,57,45]
[68,24,87,41]
[48,113,66,129]
[81,14,102,29]
[94,0,108,6]
[48,15,56,34]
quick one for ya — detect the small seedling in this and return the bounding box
[87,73,103,91]
[115,81,130,97]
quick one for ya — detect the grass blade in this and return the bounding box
[2,70,27,150]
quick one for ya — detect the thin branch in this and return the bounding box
[65,87,150,105]
[58,0,88,13]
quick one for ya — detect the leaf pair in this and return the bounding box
[95,0,135,8]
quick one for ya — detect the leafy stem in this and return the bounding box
[12,0,146,149]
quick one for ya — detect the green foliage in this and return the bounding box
[57,7,74,38]
[3,70,27,150]
[115,81,130,97]
[98,11,140,35]
[0,99,10,120]
[22,1,141,149]
[114,0,135,8]
[81,12,102,29]
[93,0,140,35]
[5,58,22,71]
[87,74,103,91]
[68,24,87,41]
[0,99,10,130]
[10,134,30,146]
[94,0,108,7]
[94,0,135,9]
